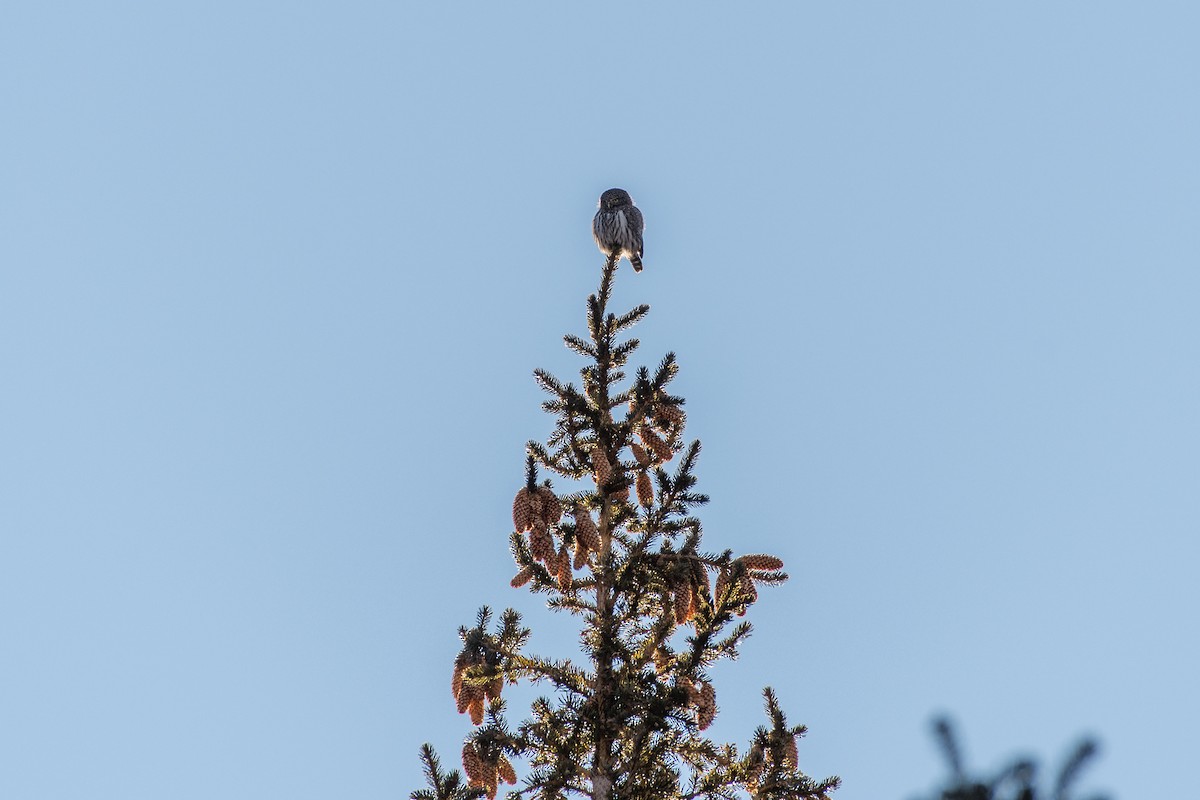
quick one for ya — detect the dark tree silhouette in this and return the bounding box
[921,717,1108,800]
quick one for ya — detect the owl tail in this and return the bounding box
[631,256,643,273]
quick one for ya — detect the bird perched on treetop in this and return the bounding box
[592,188,645,272]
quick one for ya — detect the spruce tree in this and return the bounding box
[412,255,839,800]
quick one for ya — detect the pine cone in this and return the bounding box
[784,735,799,770]
[451,661,465,701]
[736,572,758,616]
[636,471,654,508]
[556,544,572,591]
[529,527,554,562]
[630,442,651,467]
[468,694,485,725]
[574,507,600,552]
[484,676,503,700]
[512,488,533,532]
[714,568,729,604]
[542,543,558,575]
[656,403,685,426]
[697,681,717,730]
[590,444,612,485]
[510,565,533,588]
[573,541,590,570]
[536,486,563,527]
[742,554,784,572]
[746,744,765,778]
[497,755,517,785]
[673,584,691,625]
[455,682,471,713]
[638,425,673,463]
[462,743,484,784]
[693,561,712,599]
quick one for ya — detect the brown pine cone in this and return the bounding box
[573,541,590,570]
[784,735,799,769]
[656,403,685,426]
[512,488,533,532]
[746,744,765,779]
[510,566,533,588]
[714,568,729,604]
[484,676,503,700]
[590,443,612,485]
[458,682,484,715]
[468,694,485,725]
[742,554,784,572]
[497,755,517,785]
[630,442,651,467]
[462,743,483,784]
[455,682,471,713]
[638,425,673,463]
[693,561,711,599]
[556,544,572,591]
[736,573,758,616]
[574,507,600,552]
[542,543,559,575]
[451,662,465,701]
[636,471,654,508]
[528,527,554,562]
[698,681,717,730]
[536,486,562,527]
[673,584,691,625]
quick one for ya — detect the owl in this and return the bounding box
[592,188,645,272]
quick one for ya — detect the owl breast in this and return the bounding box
[615,210,630,239]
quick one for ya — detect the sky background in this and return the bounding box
[2,3,1197,799]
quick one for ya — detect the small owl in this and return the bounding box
[592,188,645,272]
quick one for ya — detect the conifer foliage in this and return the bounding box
[922,718,1108,800]
[413,255,839,800]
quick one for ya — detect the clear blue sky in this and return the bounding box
[3,4,1196,799]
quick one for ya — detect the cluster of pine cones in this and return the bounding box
[744,732,802,791]
[461,740,516,800]
[716,554,783,616]
[627,399,685,508]
[587,442,626,502]
[667,553,784,627]
[581,399,684,509]
[451,649,503,726]
[632,395,686,447]
[511,486,600,592]
[668,558,710,625]
[679,677,718,730]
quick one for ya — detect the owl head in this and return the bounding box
[599,188,633,210]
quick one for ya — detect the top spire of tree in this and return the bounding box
[413,252,839,800]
